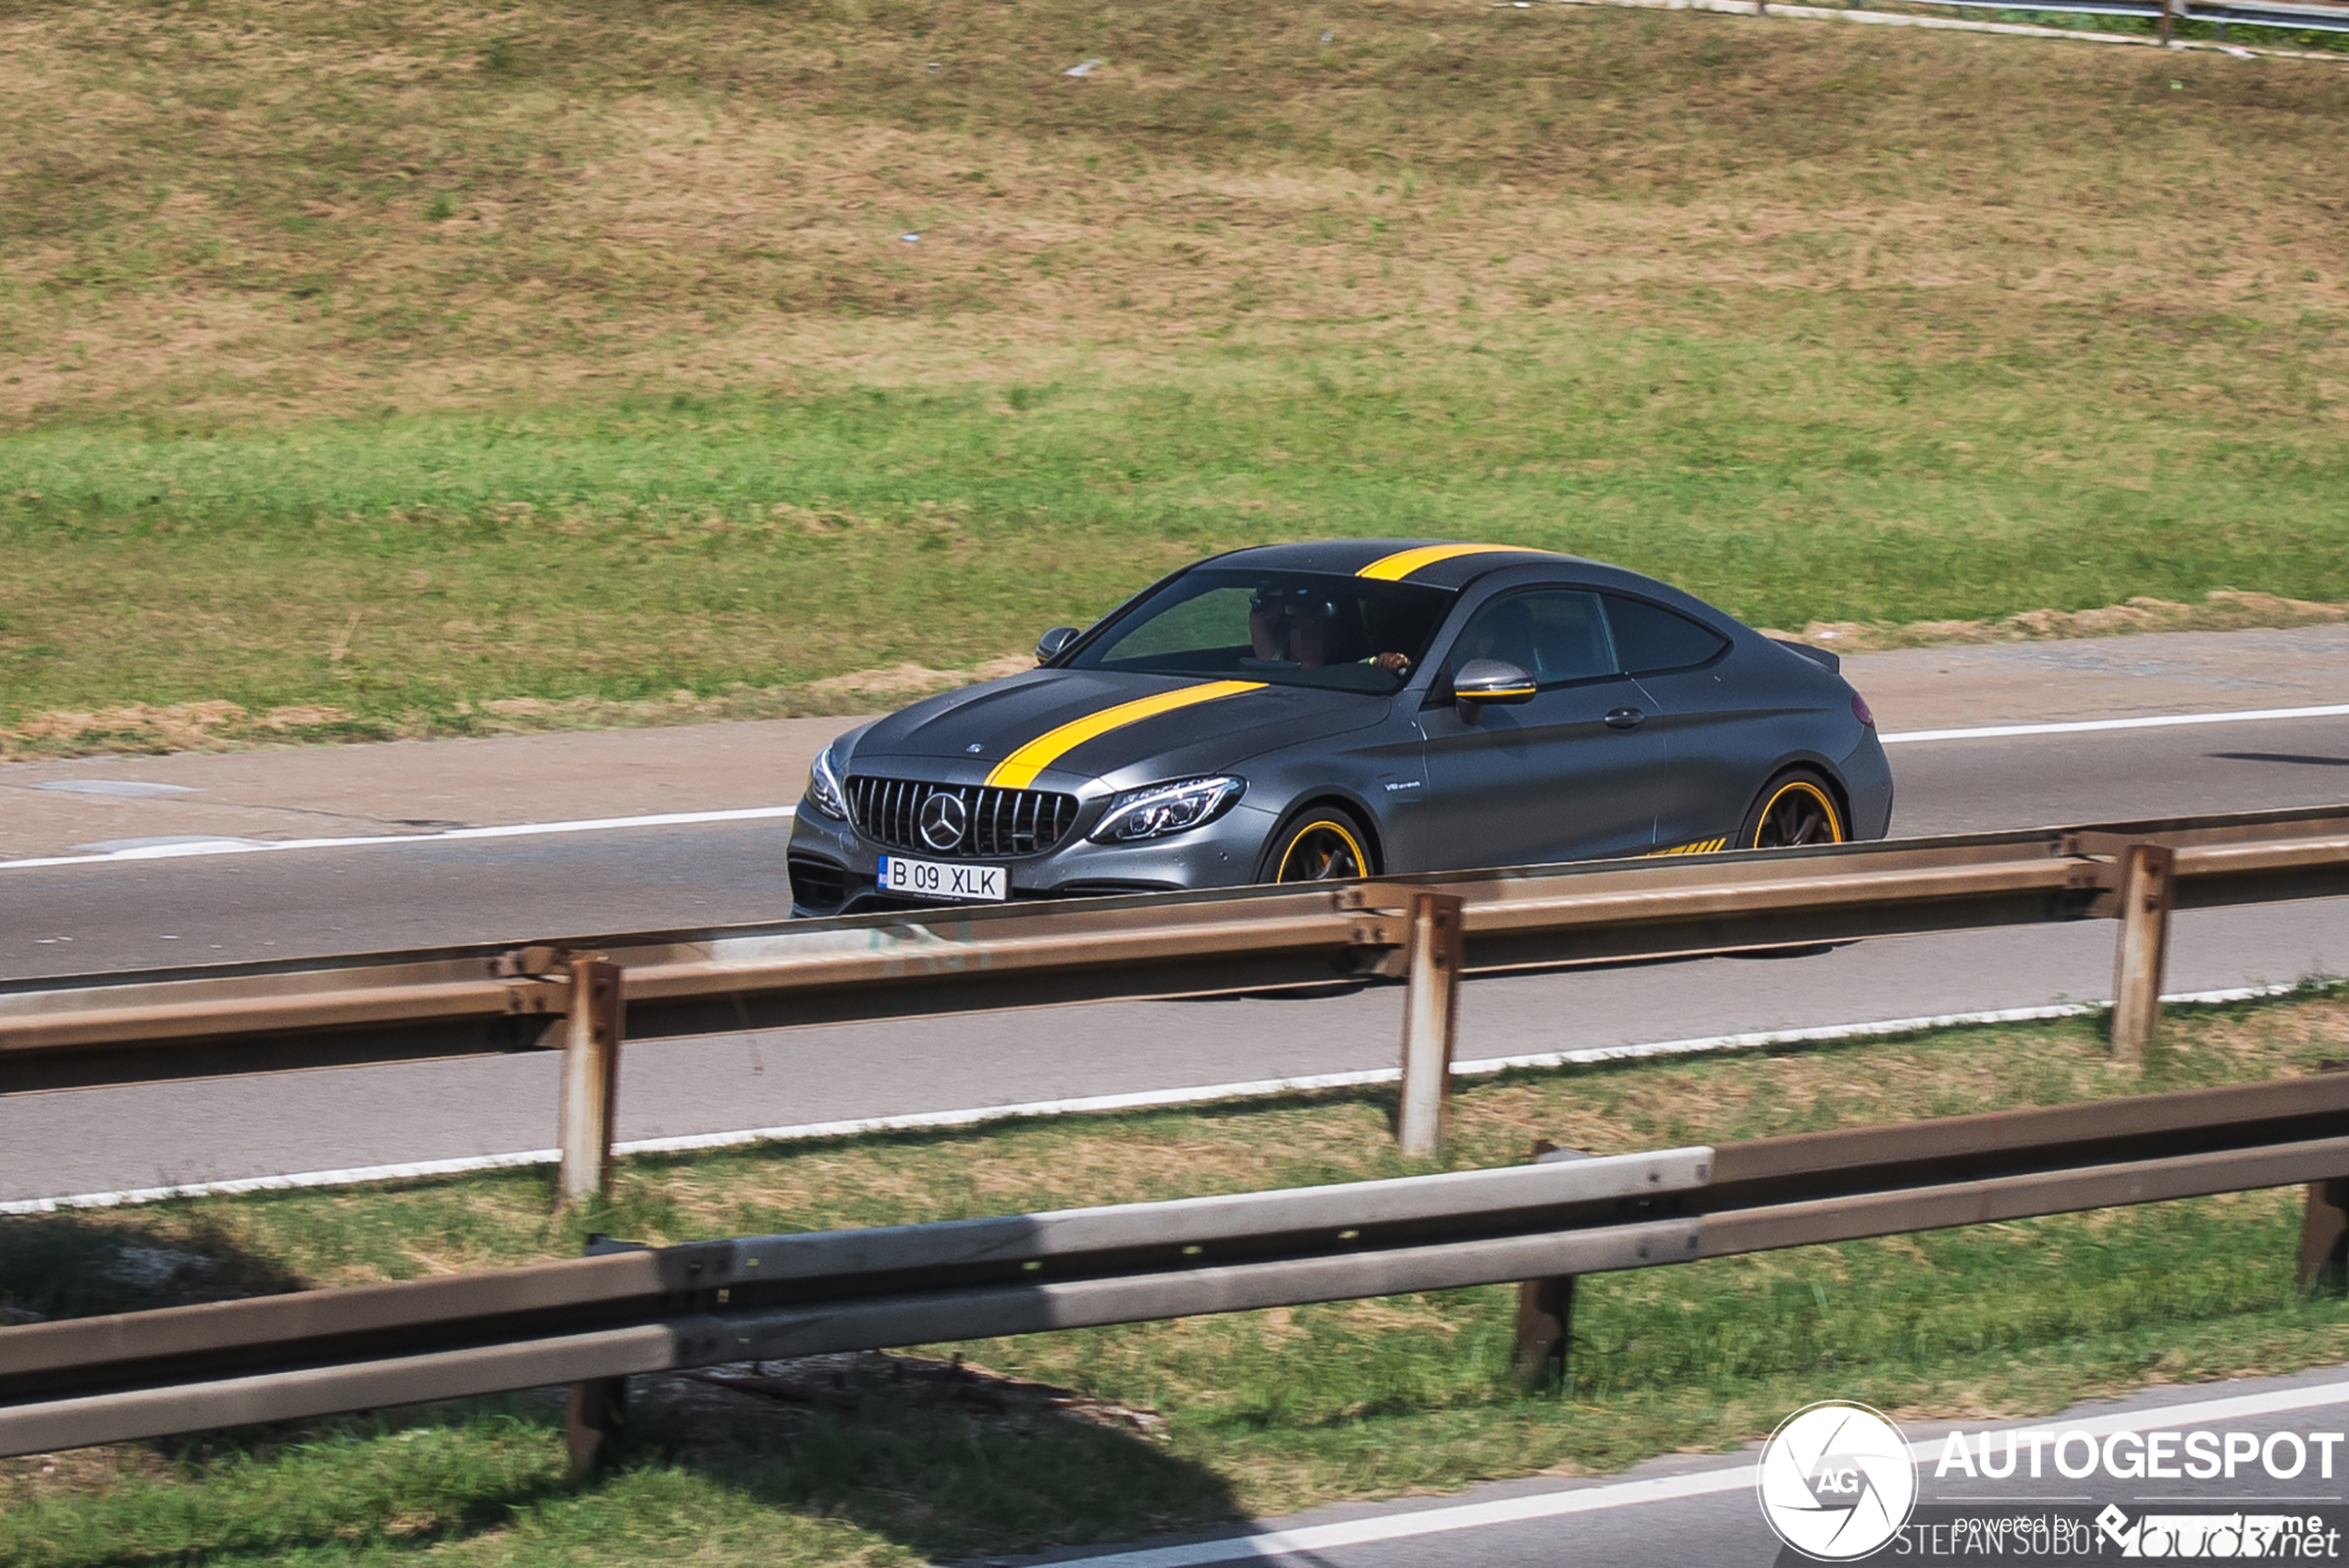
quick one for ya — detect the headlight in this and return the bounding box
[805,742,850,822]
[1090,776,1245,843]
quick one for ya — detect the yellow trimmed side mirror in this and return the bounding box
[1452,658,1537,716]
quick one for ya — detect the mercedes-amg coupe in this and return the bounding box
[786,540,1891,915]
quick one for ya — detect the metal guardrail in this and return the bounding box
[9,1072,2349,1464]
[1918,0,2349,35]
[5,802,2348,1192]
[1641,0,2349,40]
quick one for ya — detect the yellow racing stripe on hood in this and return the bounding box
[984,680,1266,790]
[1357,543,1541,582]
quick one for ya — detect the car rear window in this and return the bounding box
[1602,594,1729,674]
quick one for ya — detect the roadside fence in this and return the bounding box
[3,802,2346,1202]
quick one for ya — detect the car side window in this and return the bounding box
[1443,590,1619,689]
[1602,594,1729,675]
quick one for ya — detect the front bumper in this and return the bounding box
[786,797,1283,917]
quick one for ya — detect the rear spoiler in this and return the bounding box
[1768,637,1839,674]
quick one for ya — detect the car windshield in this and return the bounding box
[1069,570,1456,695]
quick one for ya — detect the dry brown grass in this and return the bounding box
[6,0,2348,425]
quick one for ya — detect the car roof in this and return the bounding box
[1204,539,1589,591]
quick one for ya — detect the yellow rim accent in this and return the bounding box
[1356,543,1537,582]
[1277,817,1369,881]
[984,680,1264,789]
[1752,780,1844,848]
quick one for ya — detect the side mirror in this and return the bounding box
[1035,626,1079,664]
[1452,658,1537,717]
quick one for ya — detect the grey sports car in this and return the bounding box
[786,540,1891,915]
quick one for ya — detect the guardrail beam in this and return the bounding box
[2,804,2343,1106]
[26,1074,2349,1459]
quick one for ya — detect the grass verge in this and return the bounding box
[4,0,2348,750]
[6,984,2349,1564]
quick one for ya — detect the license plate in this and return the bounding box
[878,854,1008,902]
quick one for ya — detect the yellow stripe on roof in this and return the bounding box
[1357,543,1541,582]
[984,680,1265,790]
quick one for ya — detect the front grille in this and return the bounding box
[847,776,1081,858]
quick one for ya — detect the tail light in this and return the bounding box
[1851,692,1876,729]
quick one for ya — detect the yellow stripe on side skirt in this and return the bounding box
[984,680,1265,790]
[1645,837,1729,857]
[1357,543,1539,582]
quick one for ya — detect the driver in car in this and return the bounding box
[1249,587,1413,674]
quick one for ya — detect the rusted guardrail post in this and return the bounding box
[558,958,625,1207]
[2300,1178,2349,1295]
[1396,890,1465,1158]
[564,1233,645,1474]
[1512,1141,1588,1384]
[2109,844,2175,1063]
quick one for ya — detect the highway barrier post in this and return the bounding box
[2109,843,2176,1063]
[1396,890,1465,1157]
[557,958,624,1207]
[566,1232,646,1472]
[1511,1142,1588,1383]
[2299,1178,2349,1294]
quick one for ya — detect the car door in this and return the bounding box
[1415,587,1665,870]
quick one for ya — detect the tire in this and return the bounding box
[1259,804,1376,884]
[1737,768,1847,851]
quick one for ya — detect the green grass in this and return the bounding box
[6,343,2348,747]
[8,986,2349,1565]
[4,0,2348,751]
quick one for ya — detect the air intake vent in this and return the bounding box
[846,777,1081,858]
[787,853,850,913]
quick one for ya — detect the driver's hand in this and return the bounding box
[1373,652,1411,674]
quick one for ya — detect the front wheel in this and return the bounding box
[1739,769,1846,851]
[1261,806,1375,884]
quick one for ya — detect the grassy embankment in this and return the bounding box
[4,0,2348,753]
[6,988,2349,1565]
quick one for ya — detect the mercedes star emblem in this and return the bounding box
[918,791,969,851]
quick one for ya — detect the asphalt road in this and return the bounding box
[1022,1365,2349,1568]
[3,709,2347,1204]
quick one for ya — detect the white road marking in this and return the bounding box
[0,985,2290,1214]
[1,701,2342,872]
[0,804,799,871]
[1042,1377,2349,1568]
[1882,702,2349,745]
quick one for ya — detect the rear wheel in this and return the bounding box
[1261,806,1374,884]
[1739,769,1845,851]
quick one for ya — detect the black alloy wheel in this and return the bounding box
[1740,770,1846,851]
[1265,809,1373,883]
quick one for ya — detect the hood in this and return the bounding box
[846,668,1390,791]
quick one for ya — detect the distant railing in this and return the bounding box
[1564,0,2349,44]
